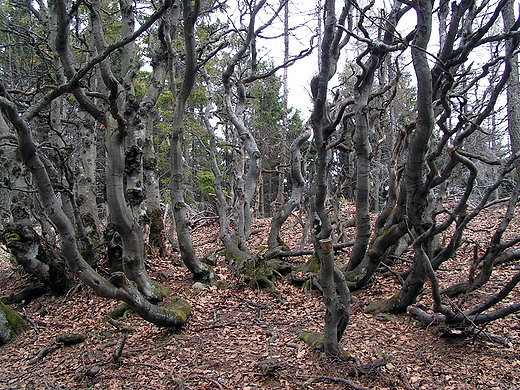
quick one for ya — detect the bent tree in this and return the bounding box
[308,0,352,359]
[365,0,520,319]
[168,0,214,283]
[289,0,520,350]
[315,0,520,330]
[1,0,519,359]
[0,0,190,327]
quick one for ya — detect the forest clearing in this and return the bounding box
[1,205,519,390]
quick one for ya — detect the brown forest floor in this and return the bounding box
[1,205,519,390]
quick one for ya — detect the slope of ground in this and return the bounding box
[0,208,519,390]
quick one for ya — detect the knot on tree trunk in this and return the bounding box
[126,188,146,205]
[124,145,143,174]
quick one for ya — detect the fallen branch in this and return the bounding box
[27,345,59,365]
[344,355,391,376]
[276,241,355,258]
[303,375,370,390]
[106,317,133,362]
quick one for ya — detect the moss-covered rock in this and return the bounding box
[0,300,28,345]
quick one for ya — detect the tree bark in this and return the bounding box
[347,1,407,272]
[0,91,190,328]
[502,0,520,175]
[169,0,213,282]
[266,124,311,258]
[309,0,352,359]
[105,116,162,301]
[141,12,174,257]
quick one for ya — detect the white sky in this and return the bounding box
[258,0,419,117]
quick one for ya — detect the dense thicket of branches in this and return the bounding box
[0,0,519,361]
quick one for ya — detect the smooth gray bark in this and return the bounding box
[0,93,188,327]
[267,125,311,258]
[309,0,351,359]
[169,0,213,282]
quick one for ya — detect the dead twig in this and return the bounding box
[106,317,133,362]
[302,375,370,390]
[193,320,237,332]
[21,312,39,340]
[27,345,59,364]
[380,262,405,285]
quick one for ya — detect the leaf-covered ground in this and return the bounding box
[1,206,519,390]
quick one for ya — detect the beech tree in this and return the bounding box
[1,0,520,350]
[201,0,311,283]
[307,0,352,359]
[280,0,520,352]
[0,0,191,327]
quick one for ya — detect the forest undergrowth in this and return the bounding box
[0,205,519,390]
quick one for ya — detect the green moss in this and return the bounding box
[298,331,324,349]
[345,267,368,283]
[298,253,320,273]
[339,349,351,361]
[266,259,293,275]
[152,281,171,300]
[224,248,250,269]
[4,232,20,246]
[277,236,290,251]
[164,296,191,326]
[107,304,132,319]
[365,293,398,314]
[301,278,314,292]
[0,300,28,345]
[56,333,87,345]
[216,280,229,290]
[202,254,217,266]
[428,324,451,336]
